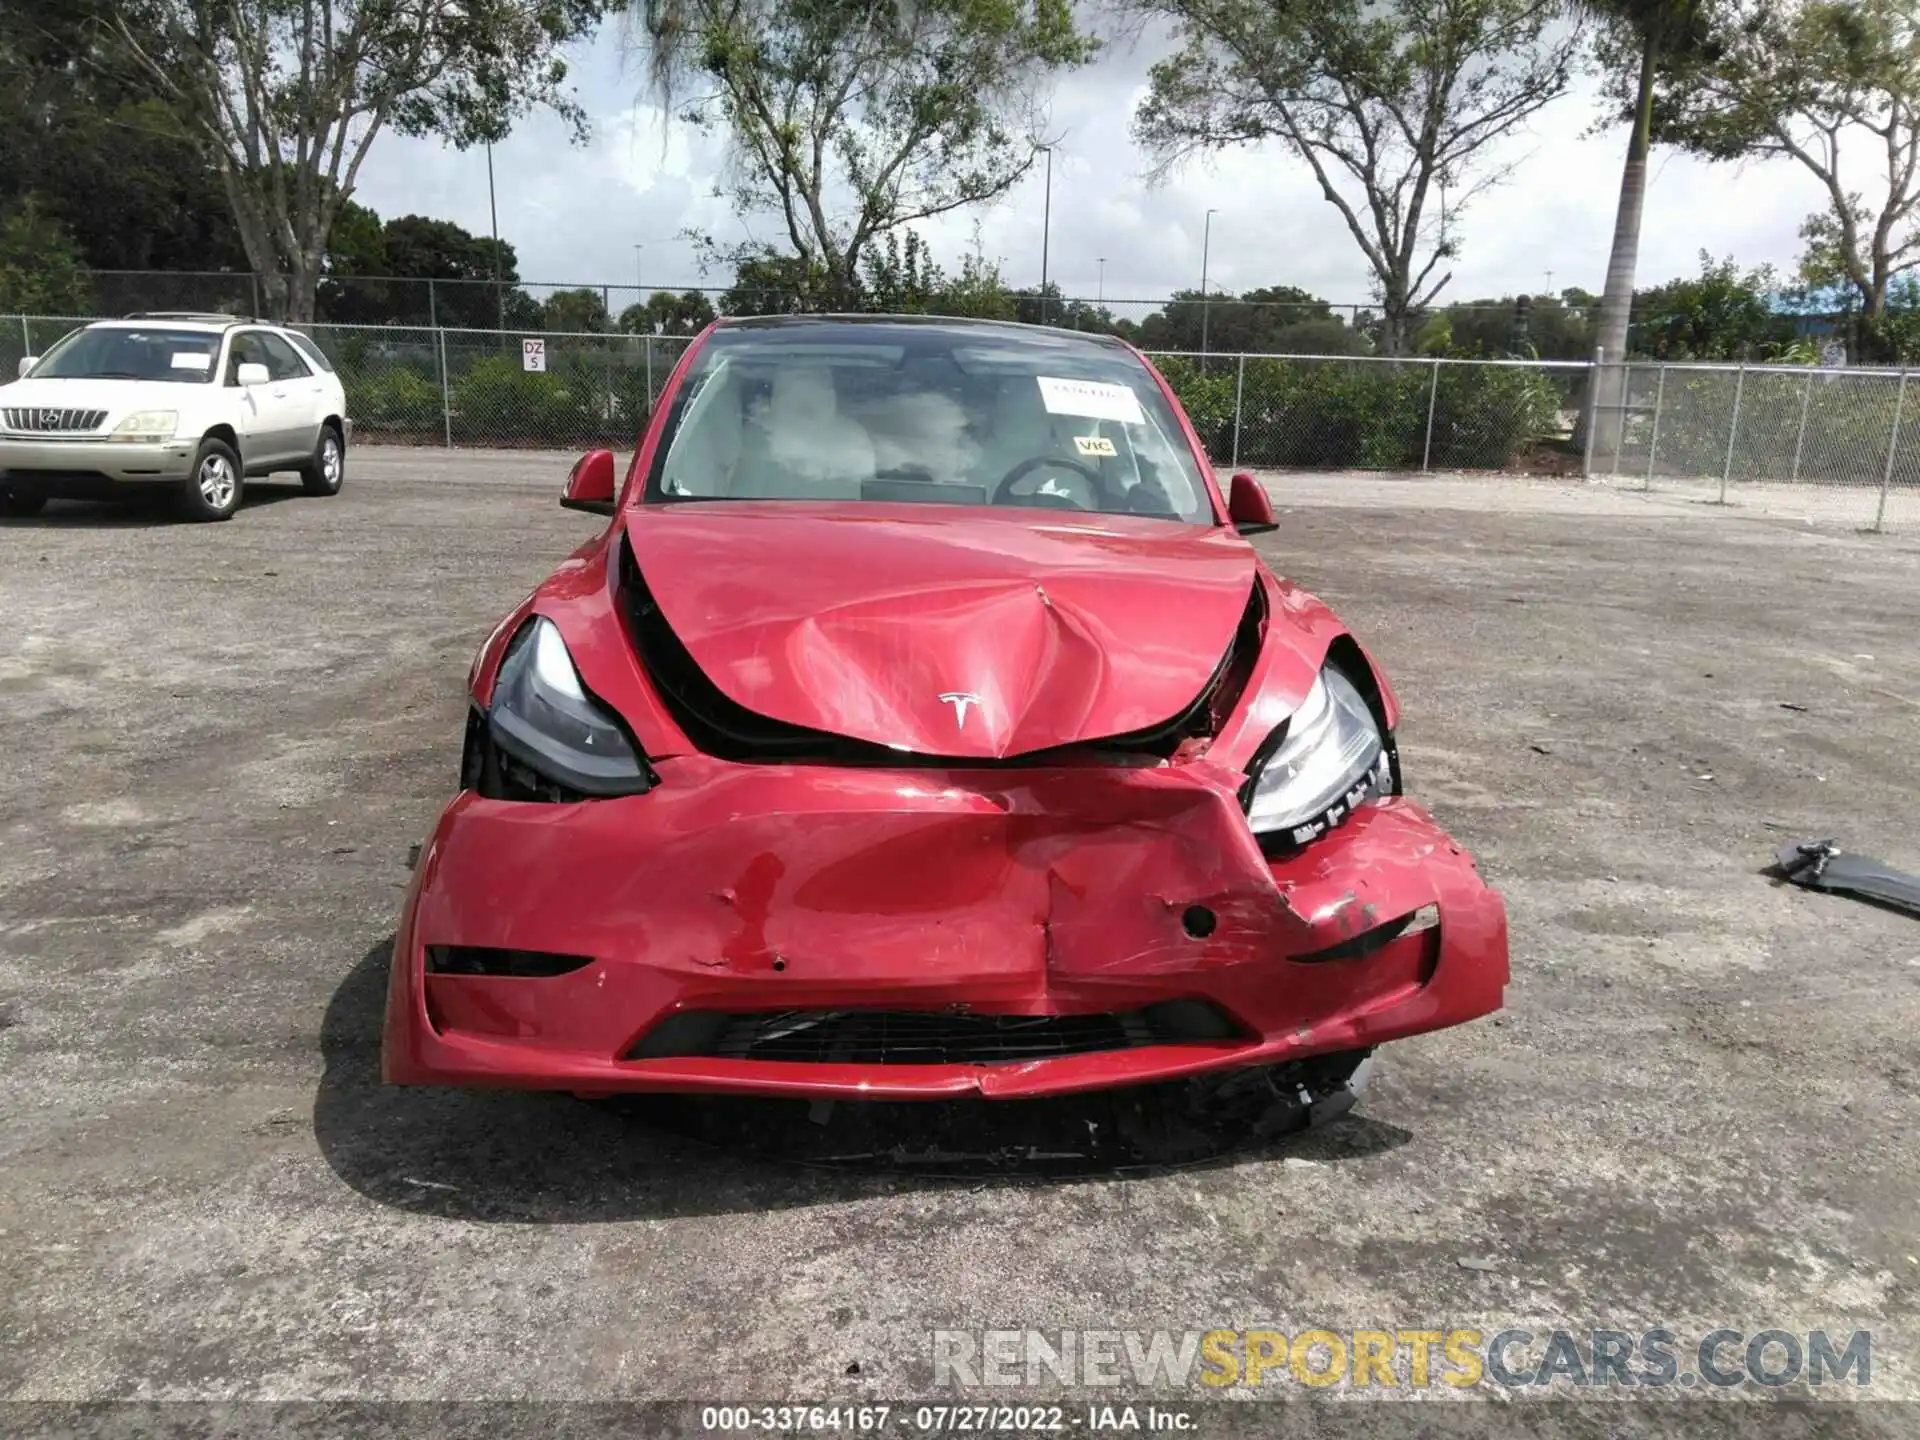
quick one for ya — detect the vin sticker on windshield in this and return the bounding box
[1037,376,1146,426]
[1074,434,1117,457]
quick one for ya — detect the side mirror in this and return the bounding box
[562,448,618,516]
[17,356,36,379]
[1227,471,1278,536]
[236,362,270,387]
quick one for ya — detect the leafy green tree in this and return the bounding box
[1434,293,1597,360]
[863,232,947,313]
[933,253,1019,321]
[1133,287,1365,354]
[633,0,1094,302]
[106,0,615,321]
[1629,252,1793,360]
[718,249,840,315]
[1131,0,1581,353]
[619,291,719,334]
[0,200,93,313]
[0,0,245,275]
[1640,0,1920,356]
[358,214,530,327]
[542,287,613,333]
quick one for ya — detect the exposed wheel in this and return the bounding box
[300,422,345,496]
[0,490,47,518]
[178,438,243,522]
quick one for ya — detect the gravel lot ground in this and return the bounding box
[2,450,1918,1432]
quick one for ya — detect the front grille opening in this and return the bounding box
[626,1001,1245,1065]
[426,945,595,978]
[618,539,1266,767]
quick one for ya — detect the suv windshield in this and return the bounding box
[648,323,1216,524]
[31,326,221,383]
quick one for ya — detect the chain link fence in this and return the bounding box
[1594,362,1919,532]
[7,313,1917,533]
[313,324,693,449]
[1147,353,1588,477]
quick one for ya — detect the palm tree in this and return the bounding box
[1579,0,1718,464]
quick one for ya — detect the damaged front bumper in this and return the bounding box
[381,759,1509,1099]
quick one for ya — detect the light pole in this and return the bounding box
[1097,257,1106,306]
[486,140,505,334]
[1199,207,1218,358]
[1038,146,1053,324]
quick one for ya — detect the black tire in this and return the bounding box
[177,437,244,522]
[0,490,47,518]
[300,422,345,497]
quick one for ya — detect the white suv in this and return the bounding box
[0,313,351,521]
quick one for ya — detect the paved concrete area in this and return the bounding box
[2,449,1917,1425]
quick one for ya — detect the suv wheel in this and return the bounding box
[300,423,345,496]
[178,438,244,522]
[0,490,47,518]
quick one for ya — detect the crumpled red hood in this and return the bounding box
[623,501,1256,759]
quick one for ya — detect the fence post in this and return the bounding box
[1645,365,1668,491]
[1231,354,1246,468]
[19,314,28,357]
[1421,359,1441,473]
[250,273,260,320]
[1791,369,1814,485]
[1610,359,1628,477]
[1874,369,1908,534]
[436,324,452,450]
[644,335,655,421]
[1582,351,1602,477]
[1719,363,1747,505]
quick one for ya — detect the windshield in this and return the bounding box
[31,327,221,383]
[648,324,1217,524]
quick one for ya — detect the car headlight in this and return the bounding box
[488,617,652,796]
[1243,666,1393,843]
[108,410,179,443]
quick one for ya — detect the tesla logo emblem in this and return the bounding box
[938,691,983,729]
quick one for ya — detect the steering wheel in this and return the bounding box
[991,454,1108,509]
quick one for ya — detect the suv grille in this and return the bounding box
[3,407,108,434]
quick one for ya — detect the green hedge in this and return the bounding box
[1157,354,1563,471]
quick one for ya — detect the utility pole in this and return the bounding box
[1039,146,1053,324]
[486,140,506,335]
[1097,258,1106,306]
[1200,208,1218,358]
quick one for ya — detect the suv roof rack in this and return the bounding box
[120,311,260,325]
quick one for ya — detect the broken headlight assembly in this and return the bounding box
[484,617,653,798]
[1243,666,1393,846]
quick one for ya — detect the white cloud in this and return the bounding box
[347,24,1830,310]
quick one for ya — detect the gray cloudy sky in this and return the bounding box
[349,21,1825,311]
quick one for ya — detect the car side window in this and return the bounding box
[259,333,311,382]
[285,331,336,374]
[226,331,268,385]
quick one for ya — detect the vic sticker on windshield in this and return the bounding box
[1037,376,1146,426]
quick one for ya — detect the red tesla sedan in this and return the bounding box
[382,316,1507,1123]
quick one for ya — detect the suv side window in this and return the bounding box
[259,332,311,382]
[226,331,269,385]
[285,331,336,374]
